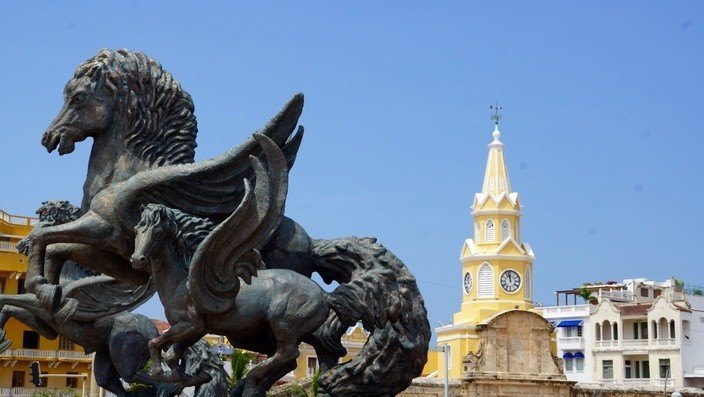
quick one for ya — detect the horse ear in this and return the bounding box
[91,65,104,91]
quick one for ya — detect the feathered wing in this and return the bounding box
[188,133,289,314]
[60,275,155,322]
[119,93,303,224]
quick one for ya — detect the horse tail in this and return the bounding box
[312,237,431,397]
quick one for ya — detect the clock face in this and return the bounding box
[500,270,521,293]
[463,272,472,295]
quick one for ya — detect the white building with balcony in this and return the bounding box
[542,278,704,389]
[541,304,592,383]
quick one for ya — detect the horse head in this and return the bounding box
[132,204,181,271]
[43,49,198,167]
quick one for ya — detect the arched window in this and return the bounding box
[475,222,481,243]
[477,263,495,298]
[595,323,601,341]
[603,321,612,340]
[524,264,532,301]
[652,320,658,339]
[501,219,510,240]
[670,320,676,339]
[485,220,495,242]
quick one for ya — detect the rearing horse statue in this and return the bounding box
[22,49,431,396]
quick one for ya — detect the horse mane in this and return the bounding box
[73,49,197,166]
[141,204,215,262]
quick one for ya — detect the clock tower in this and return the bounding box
[436,115,535,378]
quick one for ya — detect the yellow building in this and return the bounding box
[435,121,536,378]
[0,209,94,395]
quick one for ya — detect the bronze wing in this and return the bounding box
[119,93,303,225]
[188,133,289,314]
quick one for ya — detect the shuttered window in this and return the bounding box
[485,220,495,242]
[501,219,510,240]
[478,263,494,298]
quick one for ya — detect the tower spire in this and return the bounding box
[481,103,510,195]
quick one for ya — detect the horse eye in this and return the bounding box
[71,93,86,104]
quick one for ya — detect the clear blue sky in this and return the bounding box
[1,2,702,342]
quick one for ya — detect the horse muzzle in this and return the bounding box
[130,255,149,270]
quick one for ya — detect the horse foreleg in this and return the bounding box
[24,212,113,292]
[148,320,205,380]
[0,306,58,341]
[45,244,148,285]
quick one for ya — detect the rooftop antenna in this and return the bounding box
[490,101,502,126]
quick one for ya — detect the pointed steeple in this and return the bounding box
[481,124,512,195]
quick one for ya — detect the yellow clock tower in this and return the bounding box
[436,116,535,378]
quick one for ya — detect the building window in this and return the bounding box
[654,289,662,298]
[577,325,583,337]
[22,331,39,349]
[640,322,648,339]
[501,219,510,240]
[602,360,614,379]
[524,265,532,301]
[477,263,494,298]
[670,320,675,338]
[613,323,619,340]
[564,354,573,372]
[17,278,26,295]
[652,320,658,339]
[485,220,495,242]
[575,353,585,372]
[659,359,671,379]
[59,336,75,351]
[12,371,25,387]
[66,372,78,388]
[625,360,632,379]
[643,360,650,378]
[307,357,318,377]
[595,323,601,341]
[640,287,649,297]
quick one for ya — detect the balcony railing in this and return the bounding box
[623,378,651,386]
[652,338,676,347]
[622,339,649,349]
[0,241,18,253]
[593,338,679,351]
[0,209,38,227]
[0,388,78,397]
[0,349,93,361]
[595,340,619,349]
[541,305,590,317]
[598,289,633,302]
[558,336,584,349]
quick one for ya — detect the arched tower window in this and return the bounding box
[475,222,481,243]
[485,220,495,242]
[501,219,510,240]
[524,264,532,301]
[477,263,495,298]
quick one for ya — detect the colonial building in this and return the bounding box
[0,208,95,396]
[542,278,704,388]
[435,119,536,378]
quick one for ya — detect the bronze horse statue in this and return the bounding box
[21,49,430,396]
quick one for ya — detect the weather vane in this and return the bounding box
[490,101,502,125]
